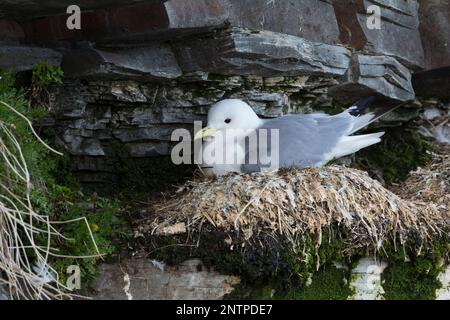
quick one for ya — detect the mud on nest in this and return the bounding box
[138,164,449,260]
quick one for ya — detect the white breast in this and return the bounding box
[196,132,245,177]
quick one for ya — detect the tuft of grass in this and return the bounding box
[0,68,122,297]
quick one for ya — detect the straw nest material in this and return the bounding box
[145,165,449,256]
[393,144,449,210]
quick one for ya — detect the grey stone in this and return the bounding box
[74,157,113,172]
[219,0,340,44]
[113,126,179,142]
[62,131,105,156]
[90,258,239,300]
[160,103,208,124]
[235,92,289,118]
[130,108,163,126]
[175,28,352,77]
[127,142,170,157]
[110,82,148,103]
[0,44,62,72]
[62,45,182,80]
[329,54,415,102]
[164,0,228,29]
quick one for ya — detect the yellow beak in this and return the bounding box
[194,127,218,140]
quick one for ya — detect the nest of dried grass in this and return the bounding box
[393,144,449,210]
[145,164,449,257]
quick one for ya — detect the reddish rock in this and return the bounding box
[21,2,169,42]
[0,0,156,19]
[0,19,24,41]
[333,0,367,50]
[332,0,425,69]
[20,0,228,43]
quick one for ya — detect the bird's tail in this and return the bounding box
[329,132,385,160]
[346,97,404,134]
[347,97,375,116]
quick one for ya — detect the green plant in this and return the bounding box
[30,62,64,111]
[31,62,63,87]
[0,69,121,298]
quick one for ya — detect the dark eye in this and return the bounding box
[224,118,231,124]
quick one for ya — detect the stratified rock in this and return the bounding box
[333,0,424,69]
[127,142,170,157]
[419,0,450,70]
[13,0,335,45]
[90,258,240,300]
[242,92,288,117]
[113,127,177,142]
[62,45,181,80]
[175,28,351,77]
[329,54,415,102]
[219,0,340,44]
[61,130,105,156]
[0,44,61,72]
[163,0,228,30]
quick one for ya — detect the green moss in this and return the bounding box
[382,238,449,300]
[284,265,352,300]
[354,126,433,186]
[228,264,352,300]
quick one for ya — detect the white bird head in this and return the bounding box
[194,99,263,140]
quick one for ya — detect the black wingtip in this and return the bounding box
[348,96,375,116]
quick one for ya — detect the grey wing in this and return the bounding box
[242,114,352,172]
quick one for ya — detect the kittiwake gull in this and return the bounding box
[195,98,396,177]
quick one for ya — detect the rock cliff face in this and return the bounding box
[0,0,449,191]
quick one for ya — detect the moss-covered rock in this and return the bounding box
[354,126,433,186]
[382,238,449,300]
